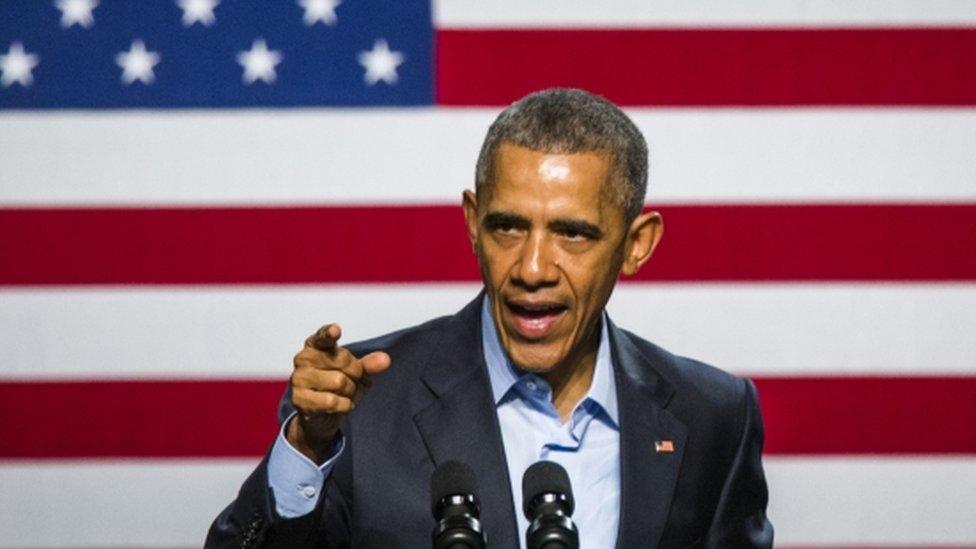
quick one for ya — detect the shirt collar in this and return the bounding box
[481,296,619,426]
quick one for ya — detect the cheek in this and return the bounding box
[476,242,513,286]
[562,255,619,305]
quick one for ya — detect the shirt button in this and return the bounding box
[301,485,316,498]
[527,381,537,391]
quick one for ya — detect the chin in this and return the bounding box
[506,344,563,374]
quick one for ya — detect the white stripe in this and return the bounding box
[0,459,257,547]
[2,109,974,206]
[435,0,976,28]
[1,283,974,379]
[766,457,976,545]
[0,457,973,546]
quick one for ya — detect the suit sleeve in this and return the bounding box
[704,378,774,548]
[204,388,353,548]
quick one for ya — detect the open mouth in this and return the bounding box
[505,300,568,340]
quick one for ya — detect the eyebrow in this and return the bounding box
[549,218,604,239]
[483,211,604,239]
[483,211,530,230]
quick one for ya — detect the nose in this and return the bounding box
[513,231,559,289]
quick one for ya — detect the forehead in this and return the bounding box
[487,144,614,219]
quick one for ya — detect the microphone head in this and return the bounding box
[521,460,575,518]
[430,460,479,516]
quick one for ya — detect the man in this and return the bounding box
[207,88,773,548]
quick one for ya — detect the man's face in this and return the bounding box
[463,143,661,374]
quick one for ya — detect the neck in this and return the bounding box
[543,321,601,423]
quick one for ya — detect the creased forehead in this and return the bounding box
[475,88,648,222]
[484,144,620,227]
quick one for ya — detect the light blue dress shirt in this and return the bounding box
[268,297,621,548]
[481,299,620,549]
[267,414,344,517]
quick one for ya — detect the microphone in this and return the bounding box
[430,460,487,549]
[522,461,579,549]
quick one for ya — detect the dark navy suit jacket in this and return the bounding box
[206,295,773,548]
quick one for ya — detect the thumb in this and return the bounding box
[360,351,391,375]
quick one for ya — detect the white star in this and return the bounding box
[115,40,160,85]
[298,0,340,26]
[236,39,283,85]
[55,0,98,29]
[357,39,404,86]
[0,42,40,88]
[177,0,219,27]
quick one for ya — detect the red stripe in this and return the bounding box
[1,204,974,284]
[0,377,973,458]
[758,377,976,455]
[436,28,976,106]
[0,380,282,459]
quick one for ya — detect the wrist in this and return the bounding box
[286,415,338,465]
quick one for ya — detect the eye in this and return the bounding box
[559,228,592,242]
[493,222,522,236]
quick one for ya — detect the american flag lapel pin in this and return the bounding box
[654,439,675,453]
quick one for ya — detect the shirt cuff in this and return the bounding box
[267,412,346,518]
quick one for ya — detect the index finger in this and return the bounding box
[305,323,342,351]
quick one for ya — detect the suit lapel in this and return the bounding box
[610,322,688,549]
[409,299,687,548]
[412,297,519,547]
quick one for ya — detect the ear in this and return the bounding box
[461,189,479,250]
[620,210,663,276]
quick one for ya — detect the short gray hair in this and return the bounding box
[474,88,648,222]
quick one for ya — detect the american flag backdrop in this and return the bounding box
[1,0,975,546]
